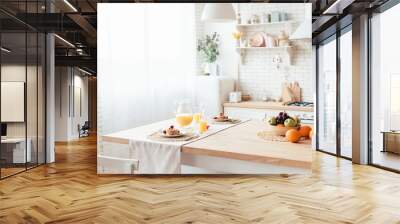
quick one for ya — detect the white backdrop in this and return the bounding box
[98,3,197,135]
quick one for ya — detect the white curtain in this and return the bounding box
[98,3,196,135]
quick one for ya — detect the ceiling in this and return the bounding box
[0,0,100,74]
[0,0,393,74]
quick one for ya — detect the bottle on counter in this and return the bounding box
[237,13,242,24]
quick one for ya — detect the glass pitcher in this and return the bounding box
[175,100,193,128]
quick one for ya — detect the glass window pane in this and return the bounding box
[371,4,400,171]
[340,29,352,158]
[1,32,27,177]
[27,31,38,169]
[317,37,337,154]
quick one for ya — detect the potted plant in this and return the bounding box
[197,32,220,76]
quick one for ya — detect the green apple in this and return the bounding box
[284,118,297,127]
[269,117,277,125]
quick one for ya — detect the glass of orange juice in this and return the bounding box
[175,100,193,128]
[192,104,204,124]
[199,120,208,134]
[193,113,202,123]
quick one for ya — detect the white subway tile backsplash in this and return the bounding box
[236,3,313,102]
[196,3,313,102]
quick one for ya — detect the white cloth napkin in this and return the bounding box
[130,140,181,174]
[123,119,247,174]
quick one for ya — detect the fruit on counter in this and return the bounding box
[268,111,300,127]
[293,116,301,125]
[284,118,297,127]
[299,125,312,138]
[286,129,301,143]
[268,117,277,125]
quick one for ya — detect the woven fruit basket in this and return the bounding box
[269,125,299,136]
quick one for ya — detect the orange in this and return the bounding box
[277,124,285,128]
[286,129,301,143]
[299,125,312,138]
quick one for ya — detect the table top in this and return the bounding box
[103,119,312,169]
[102,119,241,146]
[182,120,312,169]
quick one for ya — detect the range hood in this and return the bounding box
[290,4,312,40]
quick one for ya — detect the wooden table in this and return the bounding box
[181,120,311,173]
[101,120,312,174]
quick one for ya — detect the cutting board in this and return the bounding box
[281,82,295,103]
[290,82,301,102]
[281,82,302,103]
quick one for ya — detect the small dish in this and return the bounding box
[249,32,265,47]
[213,113,230,122]
[160,125,184,138]
[159,132,185,138]
[213,118,231,122]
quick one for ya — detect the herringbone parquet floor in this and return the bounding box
[1,135,400,224]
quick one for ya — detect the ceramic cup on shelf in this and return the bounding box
[251,14,260,24]
[262,13,270,23]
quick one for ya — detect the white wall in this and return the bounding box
[195,4,238,78]
[55,67,89,141]
[195,3,313,101]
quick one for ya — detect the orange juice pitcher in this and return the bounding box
[175,100,193,128]
[176,114,193,127]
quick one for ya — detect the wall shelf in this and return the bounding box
[237,46,292,50]
[235,19,297,65]
[236,20,296,28]
[237,46,294,65]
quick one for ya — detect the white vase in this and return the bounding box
[204,62,219,76]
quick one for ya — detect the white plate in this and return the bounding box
[159,130,185,138]
[213,118,231,122]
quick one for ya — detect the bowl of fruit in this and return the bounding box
[267,112,300,136]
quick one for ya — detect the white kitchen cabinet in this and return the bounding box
[194,76,235,117]
[224,106,314,124]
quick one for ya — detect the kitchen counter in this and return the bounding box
[101,119,312,173]
[182,120,312,169]
[224,101,314,112]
